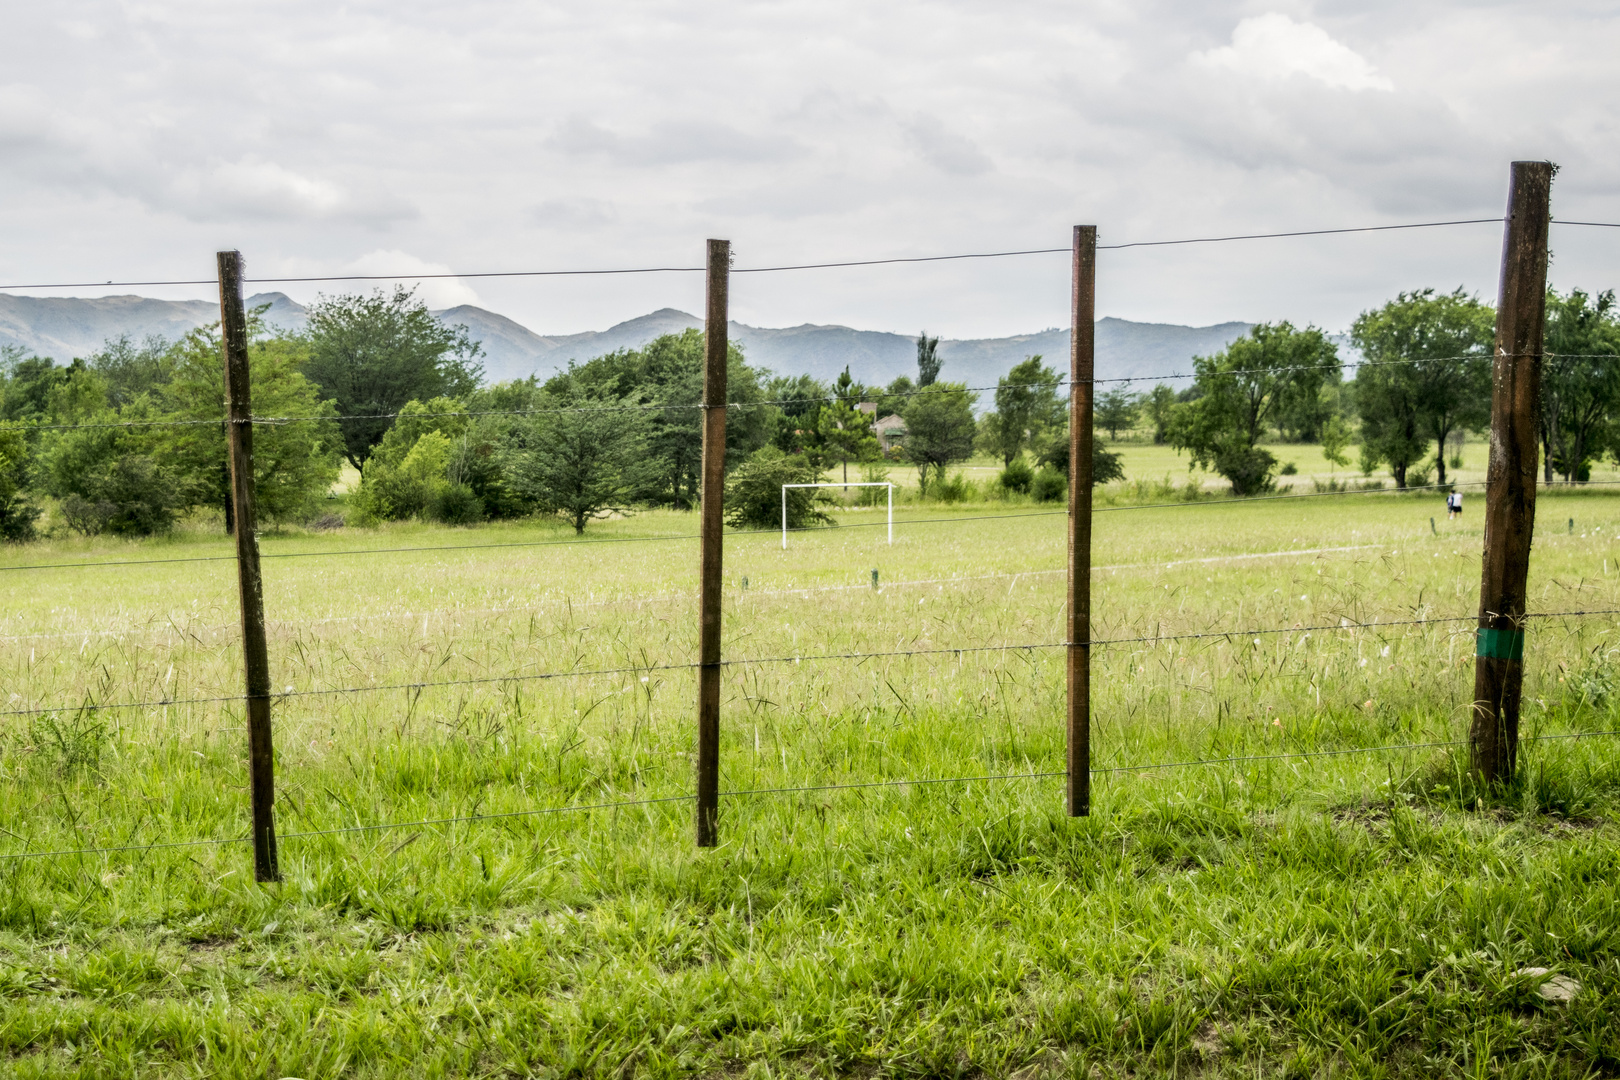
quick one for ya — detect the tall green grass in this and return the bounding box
[2,492,1619,1076]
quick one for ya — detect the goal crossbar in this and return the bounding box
[781,482,894,549]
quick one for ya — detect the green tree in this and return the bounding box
[0,349,68,423]
[817,368,879,483]
[551,330,771,509]
[1543,288,1620,482]
[876,375,914,420]
[901,382,977,495]
[983,356,1064,466]
[1351,289,1492,488]
[158,327,342,527]
[723,446,835,530]
[916,332,941,387]
[1320,414,1352,472]
[1095,387,1140,440]
[300,287,484,469]
[506,384,656,534]
[0,422,39,541]
[90,334,175,408]
[1144,384,1177,444]
[765,373,828,457]
[1036,431,1126,487]
[1169,323,1336,496]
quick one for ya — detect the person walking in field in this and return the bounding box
[1447,490,1462,519]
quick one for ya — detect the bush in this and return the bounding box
[930,471,976,503]
[724,447,834,530]
[1032,467,1067,502]
[857,462,892,507]
[1279,461,1298,476]
[1093,445,1125,485]
[1211,445,1277,497]
[0,425,38,542]
[59,454,179,536]
[428,482,484,525]
[999,458,1033,494]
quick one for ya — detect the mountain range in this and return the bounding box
[0,291,1252,391]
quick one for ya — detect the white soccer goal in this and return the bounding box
[781,482,893,549]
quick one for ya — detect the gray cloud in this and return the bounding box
[0,1,1617,338]
[903,114,994,176]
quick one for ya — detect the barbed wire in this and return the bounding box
[0,216,1553,292]
[5,724,1616,864]
[8,607,1620,721]
[10,478,1620,576]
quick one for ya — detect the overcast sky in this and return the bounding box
[3,1,1617,339]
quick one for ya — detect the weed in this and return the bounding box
[26,711,108,771]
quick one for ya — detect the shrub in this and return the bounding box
[724,447,833,530]
[0,425,38,542]
[930,471,976,503]
[1211,445,1277,497]
[1032,466,1067,502]
[1000,458,1033,494]
[428,482,484,525]
[1279,461,1298,476]
[59,454,179,536]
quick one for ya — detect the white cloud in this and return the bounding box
[1192,13,1395,92]
[341,251,481,310]
[208,159,349,217]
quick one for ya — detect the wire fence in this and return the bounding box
[3,196,1618,873]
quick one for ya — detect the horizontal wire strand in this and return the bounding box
[1,215,1554,292]
[7,608,1619,720]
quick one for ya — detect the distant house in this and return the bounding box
[872,413,907,452]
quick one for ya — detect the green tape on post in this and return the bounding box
[1476,627,1525,661]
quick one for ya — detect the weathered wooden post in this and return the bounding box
[1068,225,1096,816]
[1470,161,1553,785]
[696,239,729,846]
[218,250,279,881]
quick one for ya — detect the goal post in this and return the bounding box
[781,482,893,549]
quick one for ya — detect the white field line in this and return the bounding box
[1097,543,1384,572]
[0,545,1385,644]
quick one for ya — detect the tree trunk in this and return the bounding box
[1393,462,1407,488]
[1434,425,1449,486]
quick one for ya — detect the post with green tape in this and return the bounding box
[1470,161,1552,785]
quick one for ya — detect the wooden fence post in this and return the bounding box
[1471,161,1553,785]
[1068,225,1096,817]
[696,238,729,847]
[218,250,280,882]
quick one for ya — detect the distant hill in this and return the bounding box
[0,292,1251,391]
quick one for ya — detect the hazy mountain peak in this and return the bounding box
[0,292,1251,389]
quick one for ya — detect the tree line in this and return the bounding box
[3,283,1614,541]
[0,290,1087,542]
[1082,287,1620,495]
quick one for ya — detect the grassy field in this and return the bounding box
[886,432,1620,501]
[3,488,1620,1077]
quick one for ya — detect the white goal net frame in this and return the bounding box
[781,482,894,549]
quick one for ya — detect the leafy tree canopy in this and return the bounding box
[901,381,978,495]
[1169,322,1337,496]
[300,287,484,469]
[1351,288,1492,488]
